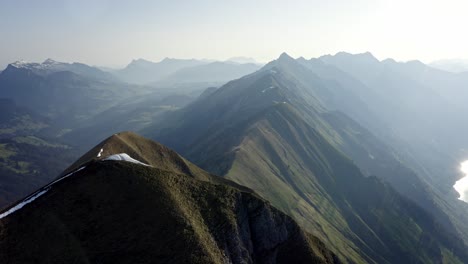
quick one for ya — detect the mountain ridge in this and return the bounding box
[149,54,468,263]
[0,131,340,264]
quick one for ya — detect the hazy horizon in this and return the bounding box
[3,0,468,69]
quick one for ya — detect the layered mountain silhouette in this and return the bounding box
[8,59,115,81]
[0,132,340,264]
[0,60,141,125]
[150,53,468,263]
[317,52,468,190]
[308,52,468,242]
[155,61,262,86]
[116,58,209,84]
[115,57,261,86]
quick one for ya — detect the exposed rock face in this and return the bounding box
[199,190,339,264]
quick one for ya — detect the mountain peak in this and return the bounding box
[42,58,59,65]
[131,58,152,64]
[10,59,63,70]
[10,60,35,69]
[61,131,215,182]
[406,59,425,66]
[278,52,294,61]
[161,57,174,62]
[332,51,377,61]
[0,132,339,264]
[382,58,397,64]
[360,51,379,61]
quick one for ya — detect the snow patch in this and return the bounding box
[0,189,49,219]
[11,60,37,69]
[97,148,104,158]
[262,86,275,93]
[10,59,64,71]
[0,152,151,220]
[273,101,287,104]
[454,161,468,202]
[49,166,86,186]
[104,153,151,167]
[0,165,87,220]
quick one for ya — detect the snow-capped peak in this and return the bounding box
[8,59,66,73]
[42,58,59,65]
[10,60,38,69]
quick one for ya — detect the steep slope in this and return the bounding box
[295,57,466,238]
[149,54,468,263]
[152,53,452,232]
[315,52,468,242]
[0,132,339,264]
[227,104,467,263]
[318,52,468,190]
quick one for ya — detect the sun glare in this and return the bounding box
[461,161,468,174]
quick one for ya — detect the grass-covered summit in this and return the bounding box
[0,132,340,264]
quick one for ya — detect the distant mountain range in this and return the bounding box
[0,59,143,125]
[112,57,262,85]
[2,52,468,263]
[8,59,116,81]
[226,56,260,64]
[153,61,261,86]
[148,53,468,263]
[115,58,209,84]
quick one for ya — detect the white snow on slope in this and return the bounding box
[104,153,151,167]
[10,59,62,71]
[48,166,86,186]
[262,86,275,93]
[0,153,150,220]
[454,161,468,202]
[97,148,104,158]
[0,189,49,219]
[0,166,86,220]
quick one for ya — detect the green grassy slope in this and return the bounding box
[153,100,468,262]
[225,103,467,263]
[148,54,468,263]
[0,134,340,264]
[300,55,468,245]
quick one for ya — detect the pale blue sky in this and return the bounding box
[1,0,467,68]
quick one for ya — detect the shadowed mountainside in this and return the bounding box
[0,132,340,264]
